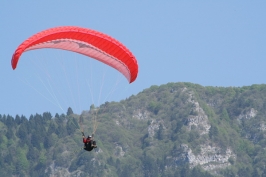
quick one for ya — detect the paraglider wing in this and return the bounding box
[11,26,138,83]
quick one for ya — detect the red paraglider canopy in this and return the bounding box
[11,26,138,83]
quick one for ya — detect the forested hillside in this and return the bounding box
[1,82,266,177]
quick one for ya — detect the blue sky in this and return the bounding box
[1,1,266,117]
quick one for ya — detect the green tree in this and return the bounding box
[157,123,164,140]
[148,101,162,115]
[6,115,15,128]
[6,128,14,139]
[221,108,230,121]
[67,107,74,116]
[66,118,78,135]
[31,131,43,148]
[55,124,67,138]
[27,145,39,161]
[209,124,218,139]
[16,124,28,140]
[43,112,52,122]
[15,115,21,125]
[16,147,29,173]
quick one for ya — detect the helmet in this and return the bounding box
[87,135,92,138]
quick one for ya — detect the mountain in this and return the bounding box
[1,82,266,177]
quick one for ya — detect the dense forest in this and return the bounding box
[2,82,266,177]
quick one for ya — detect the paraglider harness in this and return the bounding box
[82,131,97,151]
[79,108,100,152]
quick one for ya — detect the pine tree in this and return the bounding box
[6,128,14,139]
[6,115,15,128]
[15,115,21,125]
[67,107,74,116]
[16,124,28,140]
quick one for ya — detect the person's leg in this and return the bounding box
[93,141,97,148]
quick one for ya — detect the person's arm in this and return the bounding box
[82,132,86,143]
